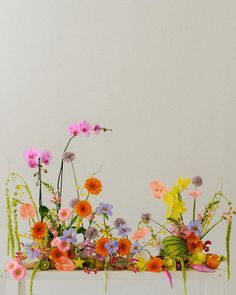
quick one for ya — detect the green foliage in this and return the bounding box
[226,222,232,280]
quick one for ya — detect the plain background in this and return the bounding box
[0,0,235,294]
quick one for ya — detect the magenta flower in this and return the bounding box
[68,123,80,136]
[79,120,92,136]
[27,159,38,168]
[41,150,52,165]
[93,124,102,134]
[24,148,40,161]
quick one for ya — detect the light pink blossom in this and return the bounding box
[79,120,92,136]
[150,180,169,199]
[51,237,61,247]
[11,266,26,280]
[57,240,71,252]
[41,150,52,165]
[19,203,36,220]
[189,190,202,198]
[68,123,80,136]
[5,259,19,272]
[58,208,71,221]
[132,227,149,240]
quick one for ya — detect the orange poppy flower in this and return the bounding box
[118,238,131,256]
[75,200,92,218]
[95,238,109,257]
[84,177,102,195]
[55,257,75,271]
[31,221,46,239]
[187,233,203,254]
[206,254,220,269]
[147,257,163,272]
[50,248,68,263]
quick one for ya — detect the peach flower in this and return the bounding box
[19,203,36,220]
[132,227,149,240]
[5,259,19,272]
[55,257,75,271]
[189,190,202,198]
[58,208,71,221]
[150,180,169,199]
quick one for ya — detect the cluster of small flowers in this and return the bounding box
[24,148,52,168]
[222,208,236,224]
[68,120,105,137]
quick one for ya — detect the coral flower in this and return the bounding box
[96,238,109,257]
[20,203,36,220]
[57,240,71,253]
[31,222,46,239]
[84,177,103,195]
[51,248,68,262]
[11,266,26,280]
[5,259,19,272]
[187,233,204,254]
[147,257,163,272]
[132,227,149,240]
[150,180,169,199]
[55,257,75,271]
[189,190,202,198]
[75,200,92,218]
[58,208,71,221]
[206,254,220,269]
[118,238,131,256]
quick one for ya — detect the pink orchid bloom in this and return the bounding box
[41,150,52,165]
[150,180,169,199]
[68,123,80,136]
[93,124,102,134]
[132,227,149,240]
[19,203,36,220]
[79,120,92,136]
[24,148,40,161]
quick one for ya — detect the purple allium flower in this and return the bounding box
[63,152,75,163]
[105,240,119,255]
[117,224,132,237]
[131,241,142,254]
[85,227,98,240]
[141,213,151,224]
[68,123,80,136]
[69,198,78,209]
[61,228,77,243]
[192,176,203,187]
[41,150,52,165]
[114,218,126,229]
[188,220,202,236]
[79,120,92,136]
[96,202,113,216]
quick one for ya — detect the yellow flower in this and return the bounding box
[73,257,85,269]
[163,191,178,205]
[190,249,206,265]
[134,251,149,271]
[164,257,176,271]
[164,192,186,219]
[177,177,191,191]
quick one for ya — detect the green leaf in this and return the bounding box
[77,227,86,234]
[39,206,49,218]
[69,216,78,227]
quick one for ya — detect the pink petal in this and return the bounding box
[164,270,173,289]
[191,264,215,272]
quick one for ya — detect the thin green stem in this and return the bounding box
[193,198,196,221]
[71,161,80,200]
[151,219,174,235]
[201,219,222,239]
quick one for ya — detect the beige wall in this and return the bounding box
[0,0,235,294]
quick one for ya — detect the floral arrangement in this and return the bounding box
[5,121,235,295]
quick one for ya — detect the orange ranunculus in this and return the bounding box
[206,254,220,269]
[20,203,36,220]
[187,233,204,254]
[150,180,169,199]
[84,177,103,195]
[147,257,163,272]
[132,227,149,240]
[55,257,75,271]
[118,238,131,256]
[75,200,92,218]
[95,238,109,257]
[31,221,46,239]
[50,248,68,263]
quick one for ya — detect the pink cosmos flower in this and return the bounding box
[41,150,52,165]
[79,120,92,136]
[51,237,61,247]
[58,208,71,221]
[150,180,169,199]
[11,266,26,280]
[57,240,71,252]
[55,257,75,271]
[68,123,80,136]
[5,259,19,272]
[93,124,102,134]
[189,190,202,198]
[19,203,36,220]
[132,227,149,240]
